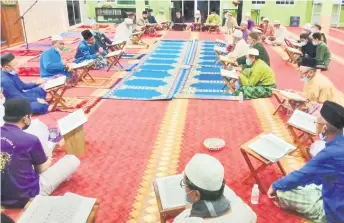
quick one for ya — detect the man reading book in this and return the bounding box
[173,154,257,222]
[268,101,344,223]
[1,99,80,208]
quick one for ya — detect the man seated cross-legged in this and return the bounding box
[1,53,52,114]
[1,98,80,208]
[232,48,276,99]
[172,12,186,31]
[40,35,73,79]
[268,101,344,223]
[74,30,108,69]
[173,154,257,223]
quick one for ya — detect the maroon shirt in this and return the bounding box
[1,124,47,208]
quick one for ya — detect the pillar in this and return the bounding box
[136,0,146,19]
[319,0,333,34]
[242,0,252,22]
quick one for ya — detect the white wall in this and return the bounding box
[18,0,86,43]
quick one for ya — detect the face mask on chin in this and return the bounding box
[319,126,327,141]
[22,118,31,130]
[246,59,253,66]
[185,191,194,204]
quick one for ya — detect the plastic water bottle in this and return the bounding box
[251,184,260,204]
[239,92,244,103]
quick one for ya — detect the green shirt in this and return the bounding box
[236,42,270,67]
[315,42,331,69]
[239,59,275,86]
[206,14,220,25]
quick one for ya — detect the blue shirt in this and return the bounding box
[1,70,37,101]
[148,16,157,24]
[74,40,99,64]
[273,135,344,223]
[1,124,47,208]
[40,47,70,78]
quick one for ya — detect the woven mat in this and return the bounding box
[1,49,42,56]
[75,76,121,89]
[55,96,101,113]
[18,67,40,76]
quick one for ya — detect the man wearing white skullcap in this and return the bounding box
[113,18,134,44]
[240,21,250,41]
[261,17,275,42]
[39,35,72,78]
[226,29,249,59]
[224,11,238,34]
[173,154,256,223]
[303,23,312,34]
[265,20,288,46]
[243,12,255,31]
[232,48,276,99]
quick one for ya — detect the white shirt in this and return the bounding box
[310,140,326,157]
[173,186,257,223]
[113,22,132,43]
[227,39,249,59]
[275,25,288,43]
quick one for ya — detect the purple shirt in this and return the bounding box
[1,124,47,208]
[247,19,255,31]
[242,29,251,41]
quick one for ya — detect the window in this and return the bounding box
[276,0,295,5]
[117,0,135,4]
[252,1,265,4]
[66,0,81,26]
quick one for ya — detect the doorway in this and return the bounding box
[183,1,194,22]
[1,1,24,48]
[196,0,220,23]
[66,0,81,26]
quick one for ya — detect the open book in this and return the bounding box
[71,60,94,70]
[105,50,123,58]
[249,134,296,163]
[155,174,186,210]
[17,193,96,223]
[274,89,307,102]
[287,109,317,134]
[58,109,87,136]
[44,76,66,90]
[221,68,239,79]
[214,46,228,54]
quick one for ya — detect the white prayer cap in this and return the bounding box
[124,18,133,25]
[233,29,243,38]
[263,17,269,21]
[247,48,259,56]
[303,23,312,31]
[273,20,281,25]
[184,154,224,191]
[240,21,248,25]
[252,28,262,34]
[195,10,200,15]
[159,8,164,12]
[51,35,63,41]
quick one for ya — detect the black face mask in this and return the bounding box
[22,117,31,130]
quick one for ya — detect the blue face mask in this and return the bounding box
[312,41,318,46]
[302,77,310,82]
[319,133,327,141]
[9,70,17,75]
[246,59,253,66]
[185,193,193,204]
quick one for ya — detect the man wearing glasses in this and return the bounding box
[268,101,344,223]
[174,154,257,222]
[40,35,73,78]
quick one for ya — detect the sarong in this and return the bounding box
[235,84,276,99]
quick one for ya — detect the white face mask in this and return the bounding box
[55,47,62,53]
[9,70,17,75]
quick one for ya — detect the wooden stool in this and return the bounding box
[206,24,220,33]
[107,40,126,52]
[130,31,145,45]
[220,68,239,94]
[46,85,69,111]
[192,22,202,31]
[219,55,236,69]
[285,46,302,64]
[71,60,96,84]
[272,89,307,115]
[105,50,125,72]
[240,134,288,194]
[153,180,185,223]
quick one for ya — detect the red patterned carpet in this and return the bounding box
[3,26,344,223]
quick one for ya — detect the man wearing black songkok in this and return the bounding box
[268,101,344,223]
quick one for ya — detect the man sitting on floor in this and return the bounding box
[312,24,327,43]
[312,32,331,70]
[226,30,249,59]
[1,98,80,208]
[156,9,168,28]
[75,30,108,69]
[147,9,157,24]
[235,48,276,99]
[237,32,270,67]
[172,12,186,31]
[243,12,255,31]
[223,11,238,34]
[1,53,51,114]
[205,9,220,30]
[91,23,113,52]
[40,35,72,79]
[240,21,250,42]
[261,18,274,42]
[268,101,344,223]
[298,33,317,67]
[173,154,257,223]
[190,10,205,31]
[294,65,344,113]
[265,20,288,46]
